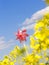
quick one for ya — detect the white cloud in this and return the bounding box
[0,36,14,50]
[21,23,35,30]
[21,6,49,30]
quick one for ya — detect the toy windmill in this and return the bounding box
[15,29,29,55]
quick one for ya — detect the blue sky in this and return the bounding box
[0,0,46,59]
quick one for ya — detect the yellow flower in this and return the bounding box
[33,44,40,50]
[30,36,35,48]
[42,28,49,37]
[9,46,20,58]
[35,54,42,62]
[23,54,34,64]
[45,57,49,61]
[44,13,49,18]
[44,52,47,56]
[39,63,45,65]
[45,0,49,5]
[34,21,44,30]
[10,61,14,65]
[2,59,9,65]
[41,42,47,50]
[34,31,46,41]
[45,38,49,48]
[0,61,2,65]
[10,50,17,58]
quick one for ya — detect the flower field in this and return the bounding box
[0,0,49,65]
[0,12,49,65]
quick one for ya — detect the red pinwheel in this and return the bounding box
[15,29,29,43]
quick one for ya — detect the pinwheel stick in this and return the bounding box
[22,42,28,55]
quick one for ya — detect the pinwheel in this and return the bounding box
[15,29,29,43]
[15,29,29,55]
